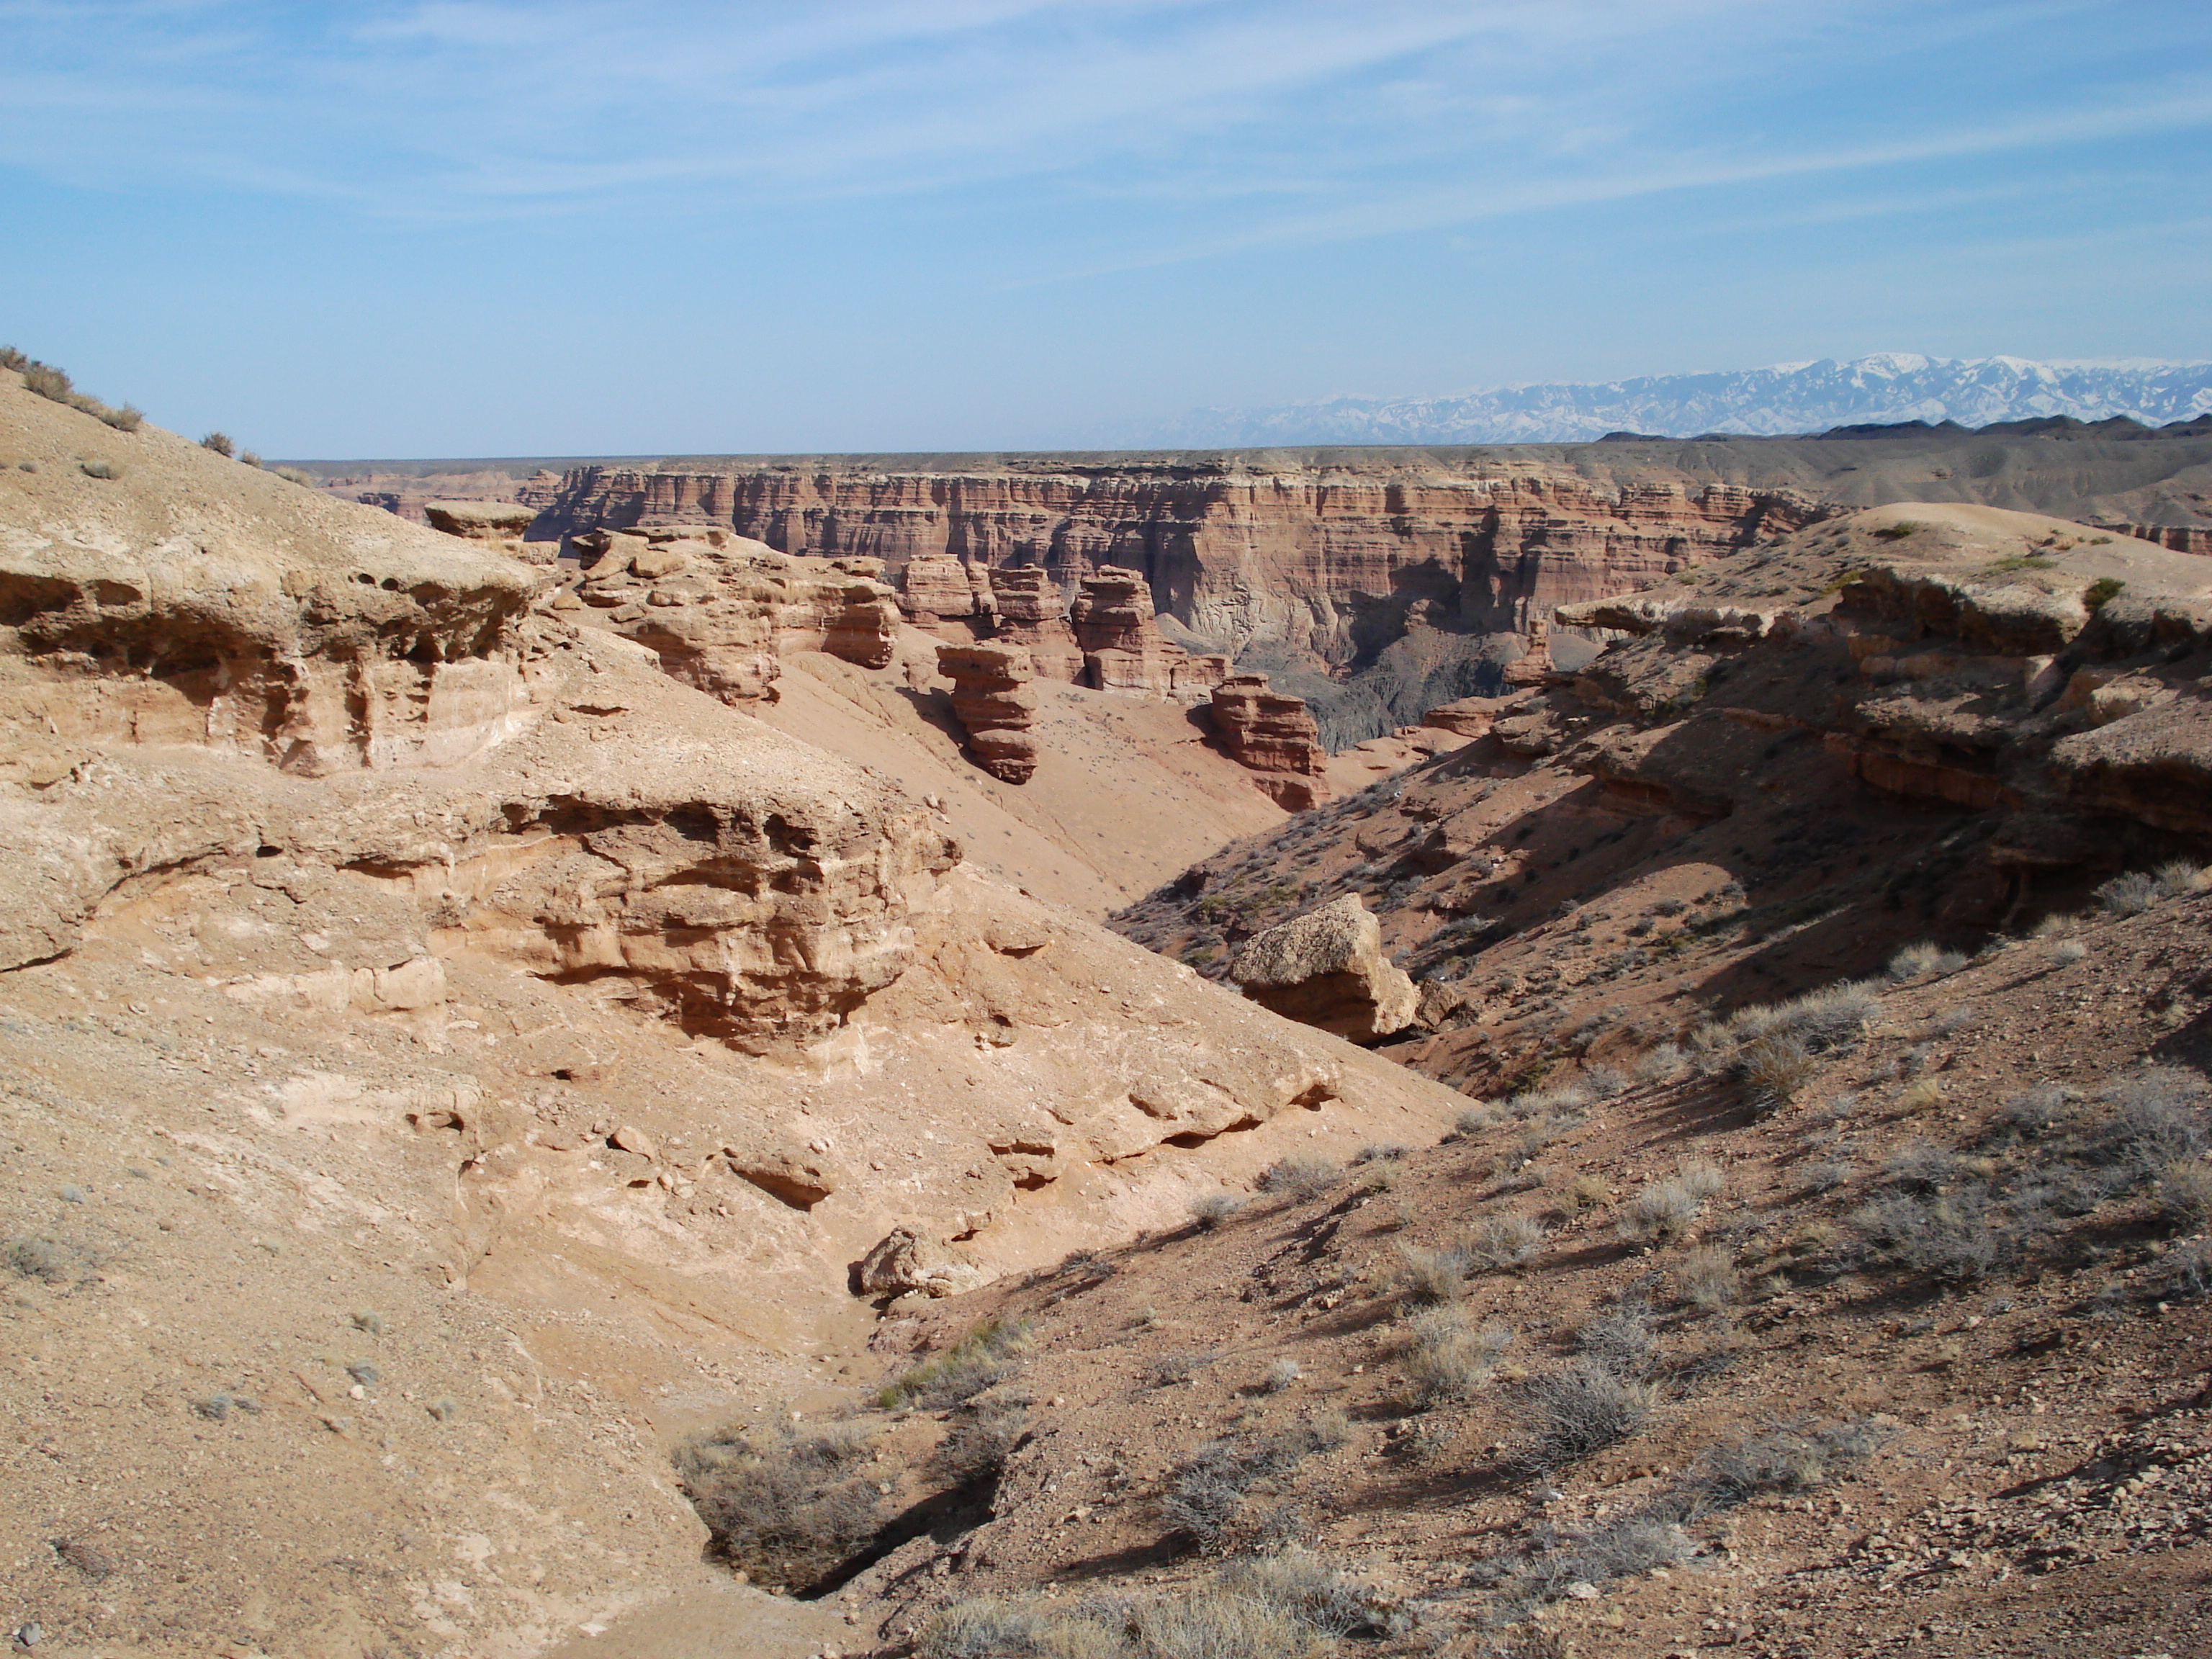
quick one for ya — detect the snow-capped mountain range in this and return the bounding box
[1137,355,2212,447]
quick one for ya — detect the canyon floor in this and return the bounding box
[4,364,2211,1659]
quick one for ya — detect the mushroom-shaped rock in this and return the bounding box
[937,642,1040,783]
[856,1226,989,1299]
[423,500,552,563]
[1230,894,1418,1043]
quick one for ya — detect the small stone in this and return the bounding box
[611,1125,657,1161]
[1565,1581,1599,1599]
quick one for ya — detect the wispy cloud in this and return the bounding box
[0,0,1941,214]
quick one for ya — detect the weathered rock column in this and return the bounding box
[937,642,1041,783]
[1208,673,1331,809]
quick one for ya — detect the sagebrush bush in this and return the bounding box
[79,459,121,480]
[0,345,26,372]
[1350,1142,1408,1166]
[1671,1244,1737,1310]
[2082,1066,2208,1183]
[2053,938,2089,965]
[1556,1170,1609,1212]
[1635,1042,1685,1084]
[99,403,143,432]
[1191,1192,1244,1232]
[1574,1301,1657,1378]
[878,1318,1030,1408]
[1617,1162,1722,1244]
[1219,1551,1384,1638]
[1261,1357,1301,1393]
[1581,1064,1629,1099]
[22,361,71,402]
[1160,1420,1341,1551]
[1402,1307,1512,1408]
[1467,1212,1548,1268]
[273,464,315,486]
[932,1394,1030,1485]
[1395,1241,1471,1305]
[1257,1155,1339,1202]
[2095,871,2161,918]
[675,1421,881,1589]
[1738,1032,1817,1110]
[2157,1159,2212,1231]
[1888,940,1967,982]
[1146,1350,1217,1388]
[199,431,235,457]
[1514,1359,1655,1470]
[1850,1187,2008,1280]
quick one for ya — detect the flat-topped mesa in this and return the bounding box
[575,527,899,706]
[1208,673,1331,810]
[935,642,1041,784]
[1231,894,1418,1043]
[423,500,551,564]
[989,565,1084,683]
[898,552,997,629]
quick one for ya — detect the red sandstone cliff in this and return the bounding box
[521,457,1825,673]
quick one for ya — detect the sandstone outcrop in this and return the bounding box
[856,1224,989,1299]
[1230,894,1419,1041]
[1,369,1471,1659]
[897,551,997,628]
[524,456,1833,673]
[425,498,549,562]
[936,641,1041,783]
[575,526,899,704]
[1208,674,1331,809]
[1071,565,1177,692]
[989,565,1084,681]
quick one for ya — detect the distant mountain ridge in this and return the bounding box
[1139,354,2212,446]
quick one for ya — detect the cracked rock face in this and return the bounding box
[1230,894,1419,1042]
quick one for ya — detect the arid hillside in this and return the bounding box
[0,367,1465,1659]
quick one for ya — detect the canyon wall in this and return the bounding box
[518,455,1827,670]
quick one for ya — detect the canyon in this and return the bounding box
[300,426,2212,746]
[6,356,2212,1659]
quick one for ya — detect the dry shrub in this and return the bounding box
[2157,1159,2212,1231]
[878,1318,1030,1408]
[675,1421,881,1590]
[1671,1245,1738,1310]
[1395,1241,1471,1305]
[199,431,235,457]
[1617,1162,1722,1244]
[78,459,120,480]
[22,361,71,402]
[1258,1155,1340,1202]
[1401,1307,1512,1407]
[1888,940,1967,981]
[2095,871,2161,917]
[1190,1192,1244,1232]
[1514,1360,1655,1470]
[1467,1212,1548,1268]
[932,1394,1030,1484]
[1635,1042,1685,1084]
[1555,1170,1609,1213]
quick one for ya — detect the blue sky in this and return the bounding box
[4,0,2208,456]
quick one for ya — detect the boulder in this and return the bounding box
[857,1226,989,1299]
[1230,894,1418,1043]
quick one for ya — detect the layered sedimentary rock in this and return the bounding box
[989,565,1084,682]
[575,527,899,705]
[523,455,1830,671]
[937,642,1040,783]
[1209,674,1331,809]
[1231,894,1419,1041]
[424,498,548,562]
[898,552,997,627]
[1071,565,1176,692]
